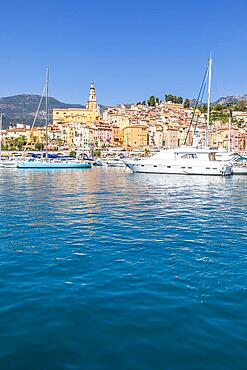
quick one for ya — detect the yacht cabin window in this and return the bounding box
[181,153,197,159]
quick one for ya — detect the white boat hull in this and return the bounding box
[107,161,125,167]
[232,166,247,175]
[0,160,18,168]
[125,161,232,176]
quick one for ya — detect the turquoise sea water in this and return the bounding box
[0,167,246,370]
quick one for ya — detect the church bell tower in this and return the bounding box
[86,82,98,111]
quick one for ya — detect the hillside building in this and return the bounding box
[123,125,148,150]
[53,82,100,127]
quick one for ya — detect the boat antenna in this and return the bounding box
[205,54,212,147]
[45,67,49,160]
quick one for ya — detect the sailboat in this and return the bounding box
[125,56,233,176]
[17,68,91,169]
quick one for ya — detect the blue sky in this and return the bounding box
[0,0,247,105]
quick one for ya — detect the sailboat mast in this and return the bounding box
[206,55,212,147]
[45,67,49,160]
[228,109,232,152]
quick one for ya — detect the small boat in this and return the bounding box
[0,160,18,168]
[106,158,125,167]
[232,164,247,175]
[94,157,125,167]
[17,159,91,169]
[215,150,247,175]
[94,158,108,166]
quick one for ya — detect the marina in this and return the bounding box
[1,1,247,368]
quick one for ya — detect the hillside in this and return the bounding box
[1,93,247,129]
[0,94,85,128]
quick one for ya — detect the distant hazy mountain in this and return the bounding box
[0,94,106,128]
[0,94,85,128]
[189,94,247,108]
[215,95,247,105]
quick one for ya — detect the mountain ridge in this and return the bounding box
[0,94,87,128]
[215,95,247,105]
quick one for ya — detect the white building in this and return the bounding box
[74,123,90,151]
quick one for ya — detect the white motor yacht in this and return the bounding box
[124,146,232,176]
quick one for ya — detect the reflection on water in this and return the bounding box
[0,167,247,370]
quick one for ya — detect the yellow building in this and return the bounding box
[53,82,100,127]
[123,125,148,150]
[106,114,130,130]
[29,126,46,145]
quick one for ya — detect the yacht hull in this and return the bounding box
[125,161,232,176]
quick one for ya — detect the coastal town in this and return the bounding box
[2,0,247,368]
[1,82,247,154]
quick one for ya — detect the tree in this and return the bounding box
[93,149,101,157]
[35,143,44,150]
[234,100,247,111]
[14,136,27,150]
[144,148,151,156]
[183,98,190,108]
[165,94,183,104]
[199,104,208,113]
[147,96,156,107]
[142,100,146,105]
[165,94,174,102]
[3,137,14,150]
[213,104,223,111]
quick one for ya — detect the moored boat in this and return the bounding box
[124,146,232,176]
[215,150,247,175]
[106,158,125,167]
[232,164,247,175]
[0,160,18,168]
[17,160,91,169]
[16,68,92,171]
[94,157,125,167]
